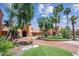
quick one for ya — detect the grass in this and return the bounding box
[43,35,71,41]
[46,35,63,39]
[44,35,66,40]
[22,45,72,56]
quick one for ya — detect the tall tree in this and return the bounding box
[3,20,10,27]
[38,17,52,35]
[38,17,45,31]
[70,15,78,40]
[4,4,16,40]
[13,3,34,29]
[5,3,34,40]
[64,8,71,27]
[38,17,51,30]
[53,4,63,34]
[53,4,63,24]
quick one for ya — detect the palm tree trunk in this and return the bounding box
[66,15,68,27]
[55,23,57,28]
[55,23,57,35]
[72,22,75,40]
[5,19,12,40]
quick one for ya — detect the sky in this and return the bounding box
[0,3,79,30]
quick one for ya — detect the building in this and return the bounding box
[0,9,3,30]
[0,9,3,35]
[1,26,9,35]
[17,24,42,38]
[32,29,42,36]
[0,9,41,40]
[0,9,3,29]
[21,24,42,37]
[48,27,61,35]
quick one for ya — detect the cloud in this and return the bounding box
[73,4,79,8]
[62,14,79,30]
[60,15,72,27]
[38,4,54,16]
[61,19,67,24]
[41,14,47,17]
[72,3,79,12]
[4,3,12,8]
[60,16,67,27]
[46,6,54,14]
[62,15,66,19]
[62,15,71,20]
[69,15,71,18]
[38,4,45,14]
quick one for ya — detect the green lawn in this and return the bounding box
[44,35,70,41]
[22,45,72,56]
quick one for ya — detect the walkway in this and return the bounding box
[33,40,79,54]
[12,38,79,55]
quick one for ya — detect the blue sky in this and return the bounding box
[0,3,79,29]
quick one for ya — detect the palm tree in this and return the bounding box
[3,20,9,27]
[50,16,57,28]
[38,18,45,31]
[64,8,71,27]
[13,3,34,29]
[70,15,78,40]
[38,17,52,35]
[38,17,47,36]
[5,3,34,40]
[53,4,63,34]
[54,4,63,24]
[38,17,50,30]
[4,4,16,40]
[55,4,64,14]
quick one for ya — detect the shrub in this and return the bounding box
[2,50,13,56]
[0,37,14,55]
[44,32,48,36]
[61,27,71,39]
[0,41,13,51]
[0,36,5,41]
[75,30,79,35]
[46,35,63,40]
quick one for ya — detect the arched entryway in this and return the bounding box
[22,31,27,37]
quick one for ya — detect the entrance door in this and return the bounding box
[22,31,27,37]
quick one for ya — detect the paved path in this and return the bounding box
[11,45,33,56]
[33,40,79,54]
[11,38,79,55]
